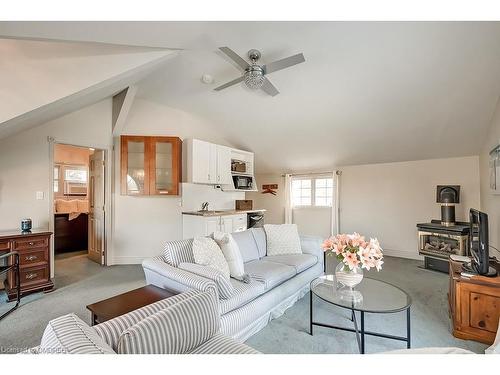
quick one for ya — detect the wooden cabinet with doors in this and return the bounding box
[120,136,182,196]
[449,259,500,344]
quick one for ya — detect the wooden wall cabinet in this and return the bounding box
[121,136,181,196]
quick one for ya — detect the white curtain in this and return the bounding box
[284,173,293,224]
[331,170,340,236]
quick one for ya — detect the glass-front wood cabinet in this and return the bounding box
[120,135,181,196]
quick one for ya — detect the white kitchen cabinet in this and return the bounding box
[182,139,225,185]
[183,139,252,187]
[216,145,232,185]
[220,216,234,234]
[231,214,247,232]
[182,213,248,239]
[183,139,210,184]
[205,216,220,236]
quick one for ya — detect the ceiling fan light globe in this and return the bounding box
[244,65,265,89]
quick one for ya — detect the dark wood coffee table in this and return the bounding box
[86,284,177,326]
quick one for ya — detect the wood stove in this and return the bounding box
[417,220,470,273]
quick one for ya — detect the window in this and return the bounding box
[291,176,334,207]
[64,168,87,183]
[53,166,60,193]
[315,178,333,206]
[292,179,311,206]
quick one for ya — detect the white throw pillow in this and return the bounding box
[264,224,302,256]
[212,231,248,282]
[192,237,230,279]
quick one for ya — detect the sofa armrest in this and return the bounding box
[300,235,324,266]
[93,290,202,351]
[178,262,234,299]
[142,256,219,299]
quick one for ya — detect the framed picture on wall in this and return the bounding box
[490,145,500,194]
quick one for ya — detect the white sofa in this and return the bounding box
[142,228,324,341]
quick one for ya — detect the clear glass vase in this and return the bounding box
[335,262,364,303]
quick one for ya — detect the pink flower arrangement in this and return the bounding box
[322,232,384,272]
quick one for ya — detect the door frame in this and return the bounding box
[48,138,113,277]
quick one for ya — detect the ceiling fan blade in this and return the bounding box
[213,76,244,91]
[219,47,250,71]
[261,77,279,97]
[263,53,305,74]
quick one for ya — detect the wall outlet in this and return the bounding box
[36,191,44,200]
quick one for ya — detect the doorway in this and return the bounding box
[51,143,107,284]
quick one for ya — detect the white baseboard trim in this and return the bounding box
[112,251,422,264]
[383,249,424,261]
[111,256,146,265]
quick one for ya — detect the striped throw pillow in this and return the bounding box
[163,239,195,266]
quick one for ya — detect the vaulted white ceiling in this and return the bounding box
[1,22,500,173]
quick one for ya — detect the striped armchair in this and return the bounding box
[27,290,259,354]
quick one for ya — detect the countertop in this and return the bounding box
[182,209,266,217]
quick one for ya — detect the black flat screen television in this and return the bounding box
[469,209,490,275]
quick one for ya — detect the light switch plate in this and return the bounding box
[36,191,44,200]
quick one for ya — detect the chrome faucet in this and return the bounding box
[201,202,209,211]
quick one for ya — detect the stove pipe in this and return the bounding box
[436,185,460,226]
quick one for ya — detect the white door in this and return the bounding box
[192,139,211,184]
[216,145,232,185]
[88,150,105,265]
[205,217,220,236]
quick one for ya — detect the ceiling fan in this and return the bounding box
[214,47,305,97]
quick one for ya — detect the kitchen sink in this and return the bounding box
[197,210,228,214]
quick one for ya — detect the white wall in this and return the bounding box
[340,156,481,259]
[247,174,285,225]
[479,98,500,255]
[0,99,112,231]
[181,183,244,212]
[293,208,331,238]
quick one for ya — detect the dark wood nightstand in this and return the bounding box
[0,230,54,301]
[86,284,178,325]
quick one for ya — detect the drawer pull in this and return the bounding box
[26,273,38,280]
[25,255,38,261]
[28,242,35,246]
